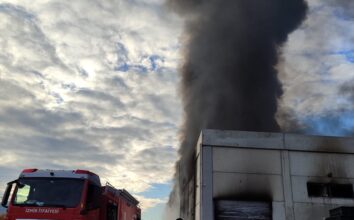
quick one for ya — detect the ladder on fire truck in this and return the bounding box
[104,182,140,207]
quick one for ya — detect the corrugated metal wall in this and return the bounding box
[215,200,271,220]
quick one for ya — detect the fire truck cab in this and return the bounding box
[1,169,141,220]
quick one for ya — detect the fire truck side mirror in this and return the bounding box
[1,180,16,208]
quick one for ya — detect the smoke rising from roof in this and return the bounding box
[166,0,307,218]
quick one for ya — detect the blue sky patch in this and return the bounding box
[303,111,354,137]
[115,54,164,73]
[344,52,354,63]
[149,55,164,71]
[333,8,354,22]
[331,50,354,63]
[114,63,149,73]
[143,203,165,220]
[115,63,129,72]
[138,182,172,199]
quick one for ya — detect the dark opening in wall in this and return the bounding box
[307,182,354,198]
[214,200,272,220]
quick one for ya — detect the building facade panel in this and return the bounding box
[293,203,338,220]
[289,151,354,178]
[213,147,282,174]
[272,202,286,220]
[212,172,284,202]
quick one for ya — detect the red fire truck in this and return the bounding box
[1,169,141,220]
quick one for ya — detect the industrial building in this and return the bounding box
[180,129,354,220]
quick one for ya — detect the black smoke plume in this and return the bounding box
[166,0,307,217]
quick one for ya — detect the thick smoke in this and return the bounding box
[166,0,307,218]
[168,0,307,218]
[168,0,307,217]
[173,0,308,177]
[171,0,309,177]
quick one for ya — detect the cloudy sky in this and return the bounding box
[0,0,353,220]
[0,0,182,219]
[277,0,354,136]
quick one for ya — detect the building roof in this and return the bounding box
[198,129,354,154]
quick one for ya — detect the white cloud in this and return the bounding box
[135,195,166,210]
[277,0,354,129]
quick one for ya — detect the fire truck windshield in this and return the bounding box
[13,178,84,208]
